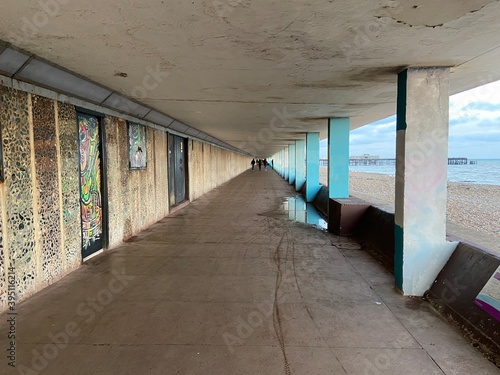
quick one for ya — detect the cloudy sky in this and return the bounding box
[320,80,500,160]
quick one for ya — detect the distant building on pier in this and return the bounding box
[350,154,380,160]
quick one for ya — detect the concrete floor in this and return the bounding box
[1,169,499,375]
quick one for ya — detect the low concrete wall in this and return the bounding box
[353,205,395,270]
[312,186,500,365]
[426,243,500,365]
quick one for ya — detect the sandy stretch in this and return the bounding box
[320,170,500,241]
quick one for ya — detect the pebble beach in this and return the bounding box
[320,170,500,241]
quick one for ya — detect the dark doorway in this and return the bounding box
[77,112,108,259]
[168,133,188,206]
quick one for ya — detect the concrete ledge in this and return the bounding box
[425,242,500,365]
[328,197,370,236]
[353,205,395,270]
[312,185,328,217]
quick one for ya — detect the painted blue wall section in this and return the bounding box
[397,69,408,131]
[288,144,296,185]
[394,224,404,291]
[295,140,306,191]
[306,132,321,202]
[328,118,350,199]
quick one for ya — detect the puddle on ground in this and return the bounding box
[261,195,328,230]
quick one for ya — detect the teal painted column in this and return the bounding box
[288,144,296,185]
[280,149,285,177]
[280,149,285,178]
[305,132,321,202]
[395,67,458,296]
[283,146,290,181]
[277,150,281,175]
[328,118,350,198]
[295,140,306,191]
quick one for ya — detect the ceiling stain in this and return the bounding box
[380,0,497,27]
[294,82,364,89]
[349,66,408,83]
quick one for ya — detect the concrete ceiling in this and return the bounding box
[1,0,500,157]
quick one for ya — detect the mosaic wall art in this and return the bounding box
[57,103,81,269]
[31,95,62,283]
[0,88,37,298]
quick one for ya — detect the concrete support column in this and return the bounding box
[281,149,285,177]
[295,139,306,191]
[395,67,457,296]
[288,144,296,185]
[278,150,283,176]
[284,146,289,180]
[328,118,350,198]
[305,132,321,202]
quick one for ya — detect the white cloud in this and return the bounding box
[348,80,500,159]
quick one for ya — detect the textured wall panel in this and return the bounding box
[0,184,5,310]
[117,118,132,239]
[0,88,37,299]
[32,95,62,284]
[57,103,81,269]
[154,130,168,220]
[145,127,155,227]
[188,140,248,202]
[105,116,123,247]
[105,117,161,245]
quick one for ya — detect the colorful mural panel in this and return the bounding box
[129,123,147,169]
[475,266,500,321]
[78,114,103,255]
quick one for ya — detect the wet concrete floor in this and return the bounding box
[0,169,498,374]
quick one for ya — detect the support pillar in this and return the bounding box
[305,132,320,202]
[284,146,289,181]
[328,118,350,198]
[288,144,296,185]
[295,140,306,191]
[395,67,457,296]
[327,118,369,235]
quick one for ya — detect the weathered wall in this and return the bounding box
[0,89,82,309]
[0,85,249,312]
[188,139,248,201]
[105,118,169,248]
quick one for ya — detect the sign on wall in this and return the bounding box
[129,123,146,169]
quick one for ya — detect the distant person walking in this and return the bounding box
[258,159,262,171]
[251,158,255,171]
[263,159,268,171]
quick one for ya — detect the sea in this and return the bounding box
[347,159,500,186]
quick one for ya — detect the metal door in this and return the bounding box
[168,133,188,206]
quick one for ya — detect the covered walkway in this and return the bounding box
[1,170,498,375]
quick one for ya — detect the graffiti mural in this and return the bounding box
[129,123,146,169]
[78,113,103,255]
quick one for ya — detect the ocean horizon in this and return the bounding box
[321,159,500,186]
